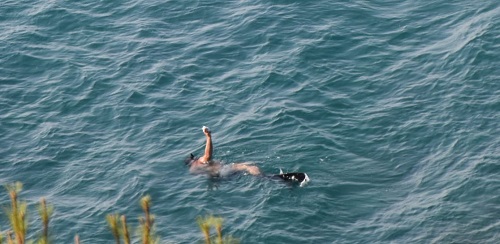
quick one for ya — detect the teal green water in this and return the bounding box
[1,0,499,243]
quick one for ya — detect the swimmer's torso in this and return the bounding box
[189,160,222,176]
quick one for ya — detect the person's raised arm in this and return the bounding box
[201,127,212,162]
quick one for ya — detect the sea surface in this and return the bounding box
[1,0,499,243]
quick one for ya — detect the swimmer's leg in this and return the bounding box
[232,163,261,176]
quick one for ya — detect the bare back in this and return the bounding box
[189,160,222,177]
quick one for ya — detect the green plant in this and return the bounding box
[0,183,242,243]
[105,195,159,244]
[139,195,157,244]
[2,183,55,244]
[106,214,120,244]
[120,215,130,244]
[5,182,27,244]
[37,198,53,244]
[106,214,132,244]
[197,216,211,244]
[197,215,239,244]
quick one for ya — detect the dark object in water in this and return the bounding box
[271,170,310,186]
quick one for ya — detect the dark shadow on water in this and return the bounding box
[206,172,241,191]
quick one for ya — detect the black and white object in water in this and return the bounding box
[272,168,310,186]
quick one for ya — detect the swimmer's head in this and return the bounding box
[184,153,196,166]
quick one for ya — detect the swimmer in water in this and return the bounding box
[185,126,261,177]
